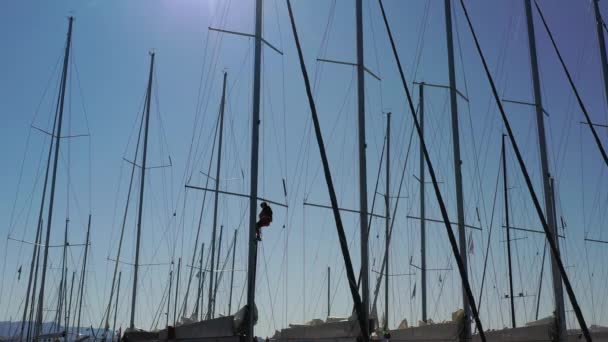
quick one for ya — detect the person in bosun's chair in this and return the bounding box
[255,202,273,241]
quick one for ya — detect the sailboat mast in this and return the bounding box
[173,257,181,326]
[54,276,64,333]
[67,270,76,336]
[26,220,45,341]
[130,51,155,329]
[208,71,228,320]
[76,214,92,337]
[111,272,122,342]
[166,265,173,328]
[502,135,516,328]
[523,1,566,338]
[35,16,73,338]
[21,219,44,340]
[195,242,205,320]
[444,1,471,338]
[228,230,237,316]
[57,218,69,332]
[103,112,145,337]
[356,0,370,335]
[419,82,427,323]
[246,0,263,340]
[383,112,390,331]
[212,225,224,317]
[327,266,331,318]
[593,0,608,115]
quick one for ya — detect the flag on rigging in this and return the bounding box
[411,283,416,298]
[17,266,22,281]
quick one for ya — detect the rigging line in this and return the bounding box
[535,1,608,170]
[305,69,356,195]
[287,1,368,337]
[354,135,387,292]
[18,66,65,338]
[152,74,178,259]
[412,0,431,83]
[453,1,469,98]
[512,222,530,321]
[5,62,63,244]
[184,0,230,185]
[378,1,487,339]
[552,21,589,180]
[312,0,337,99]
[552,27,589,183]
[71,58,93,212]
[366,0,385,111]
[99,91,146,335]
[454,7,487,226]
[460,1,591,339]
[370,123,416,313]
[262,57,286,179]
[476,142,502,311]
[260,243,277,331]
[180,112,220,318]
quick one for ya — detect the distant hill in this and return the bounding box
[0,321,109,339]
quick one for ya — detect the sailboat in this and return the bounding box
[119,52,162,342]
[156,72,246,342]
[153,0,283,341]
[8,16,94,342]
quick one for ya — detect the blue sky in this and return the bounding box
[1,0,608,338]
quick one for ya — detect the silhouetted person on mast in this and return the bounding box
[255,202,272,241]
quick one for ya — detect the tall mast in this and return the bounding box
[502,135,516,328]
[444,1,470,337]
[286,1,369,338]
[194,243,205,320]
[246,0,263,340]
[130,51,155,329]
[212,225,224,317]
[35,16,73,338]
[111,272,122,342]
[67,270,76,336]
[208,72,228,320]
[593,0,608,115]
[419,83,427,323]
[21,219,44,341]
[57,218,69,332]
[166,265,173,328]
[383,112,390,331]
[76,214,92,337]
[173,257,181,326]
[103,110,145,337]
[54,276,64,333]
[181,123,218,319]
[327,266,331,318]
[523,1,566,338]
[228,230,237,315]
[356,0,370,333]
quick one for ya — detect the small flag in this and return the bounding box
[411,283,416,298]
[17,266,22,281]
[468,231,474,255]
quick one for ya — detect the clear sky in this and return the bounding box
[1,0,608,338]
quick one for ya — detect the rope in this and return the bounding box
[535,0,608,170]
